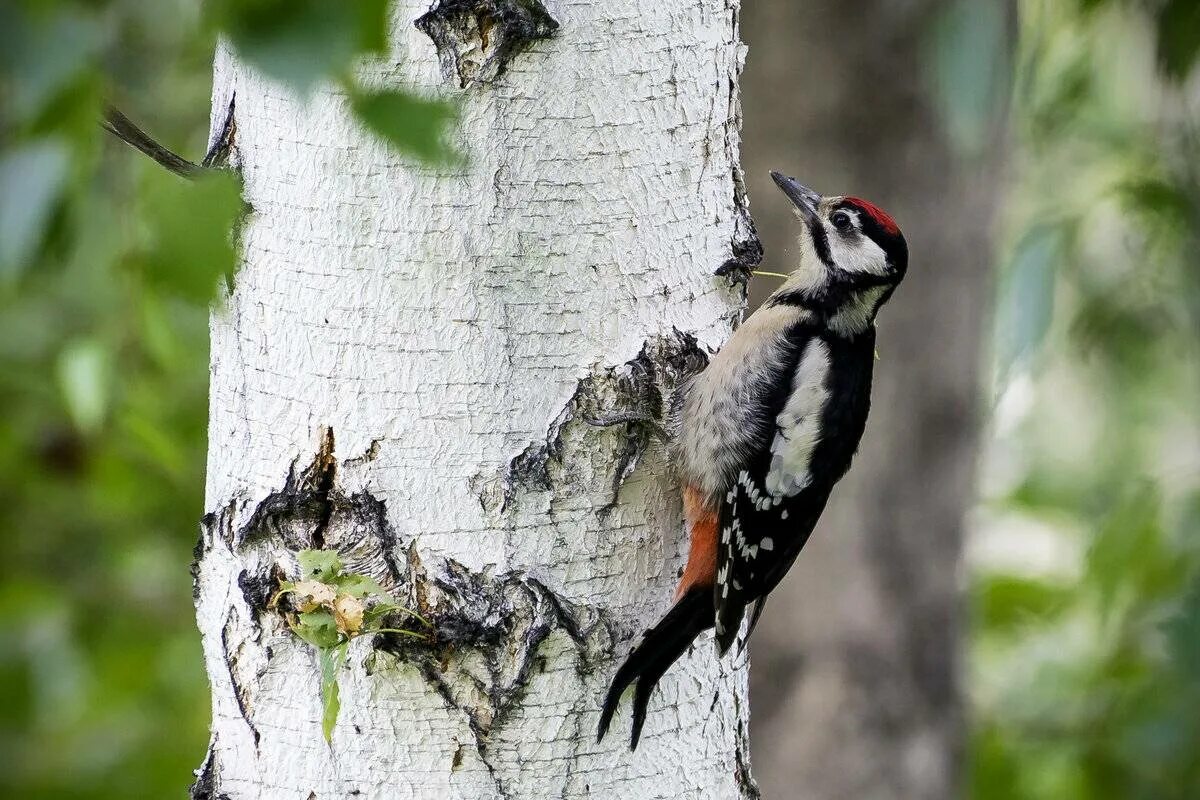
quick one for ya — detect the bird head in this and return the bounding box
[768,171,907,330]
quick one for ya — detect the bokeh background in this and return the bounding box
[2,1,1198,798]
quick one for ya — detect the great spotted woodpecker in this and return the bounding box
[597,172,909,749]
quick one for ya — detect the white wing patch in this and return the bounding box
[764,339,831,497]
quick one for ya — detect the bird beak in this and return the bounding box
[770,171,821,228]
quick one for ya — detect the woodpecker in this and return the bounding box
[597,172,908,750]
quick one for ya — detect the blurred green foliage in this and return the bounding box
[973,1,1200,798]
[0,1,454,796]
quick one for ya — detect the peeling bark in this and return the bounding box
[416,0,558,88]
[490,331,708,514]
[196,2,755,797]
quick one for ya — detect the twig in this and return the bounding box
[101,96,237,179]
[102,106,201,179]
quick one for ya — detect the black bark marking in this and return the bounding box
[714,225,763,289]
[305,427,337,550]
[734,717,762,800]
[198,429,606,788]
[189,740,231,800]
[203,95,238,168]
[237,568,277,619]
[221,612,261,747]
[715,73,762,296]
[342,438,382,469]
[372,553,601,783]
[233,428,403,593]
[415,0,559,89]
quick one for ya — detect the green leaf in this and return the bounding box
[1118,178,1193,227]
[974,574,1073,634]
[207,0,390,94]
[0,139,71,281]
[297,549,342,582]
[349,88,461,165]
[138,169,242,302]
[291,609,341,649]
[927,0,1010,157]
[332,572,387,599]
[970,724,1026,800]
[56,338,112,435]
[1156,0,1200,81]
[1164,579,1200,679]
[1085,486,1168,615]
[362,604,394,627]
[0,4,107,122]
[318,642,349,742]
[995,225,1063,374]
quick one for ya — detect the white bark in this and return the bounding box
[192,2,757,798]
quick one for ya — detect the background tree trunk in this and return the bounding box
[191,3,760,798]
[740,2,1011,798]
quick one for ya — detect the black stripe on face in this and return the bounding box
[808,220,834,267]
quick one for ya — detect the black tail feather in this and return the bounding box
[597,588,712,749]
[714,592,746,655]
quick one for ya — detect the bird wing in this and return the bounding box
[713,336,835,653]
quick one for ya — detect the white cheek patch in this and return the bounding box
[764,338,832,497]
[827,224,889,277]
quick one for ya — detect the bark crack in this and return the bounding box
[714,73,762,295]
[231,428,403,589]
[735,717,762,800]
[375,559,598,736]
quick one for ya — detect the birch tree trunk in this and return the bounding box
[190,2,759,799]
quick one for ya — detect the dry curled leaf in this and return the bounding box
[332,593,364,635]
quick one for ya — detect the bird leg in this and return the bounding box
[581,411,670,445]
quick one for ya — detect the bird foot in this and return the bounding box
[582,412,670,445]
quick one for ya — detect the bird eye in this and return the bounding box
[830,211,853,232]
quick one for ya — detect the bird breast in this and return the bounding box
[671,304,812,502]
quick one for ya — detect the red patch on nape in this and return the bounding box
[845,197,900,236]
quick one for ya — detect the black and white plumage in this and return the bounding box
[712,325,875,651]
[598,172,909,749]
